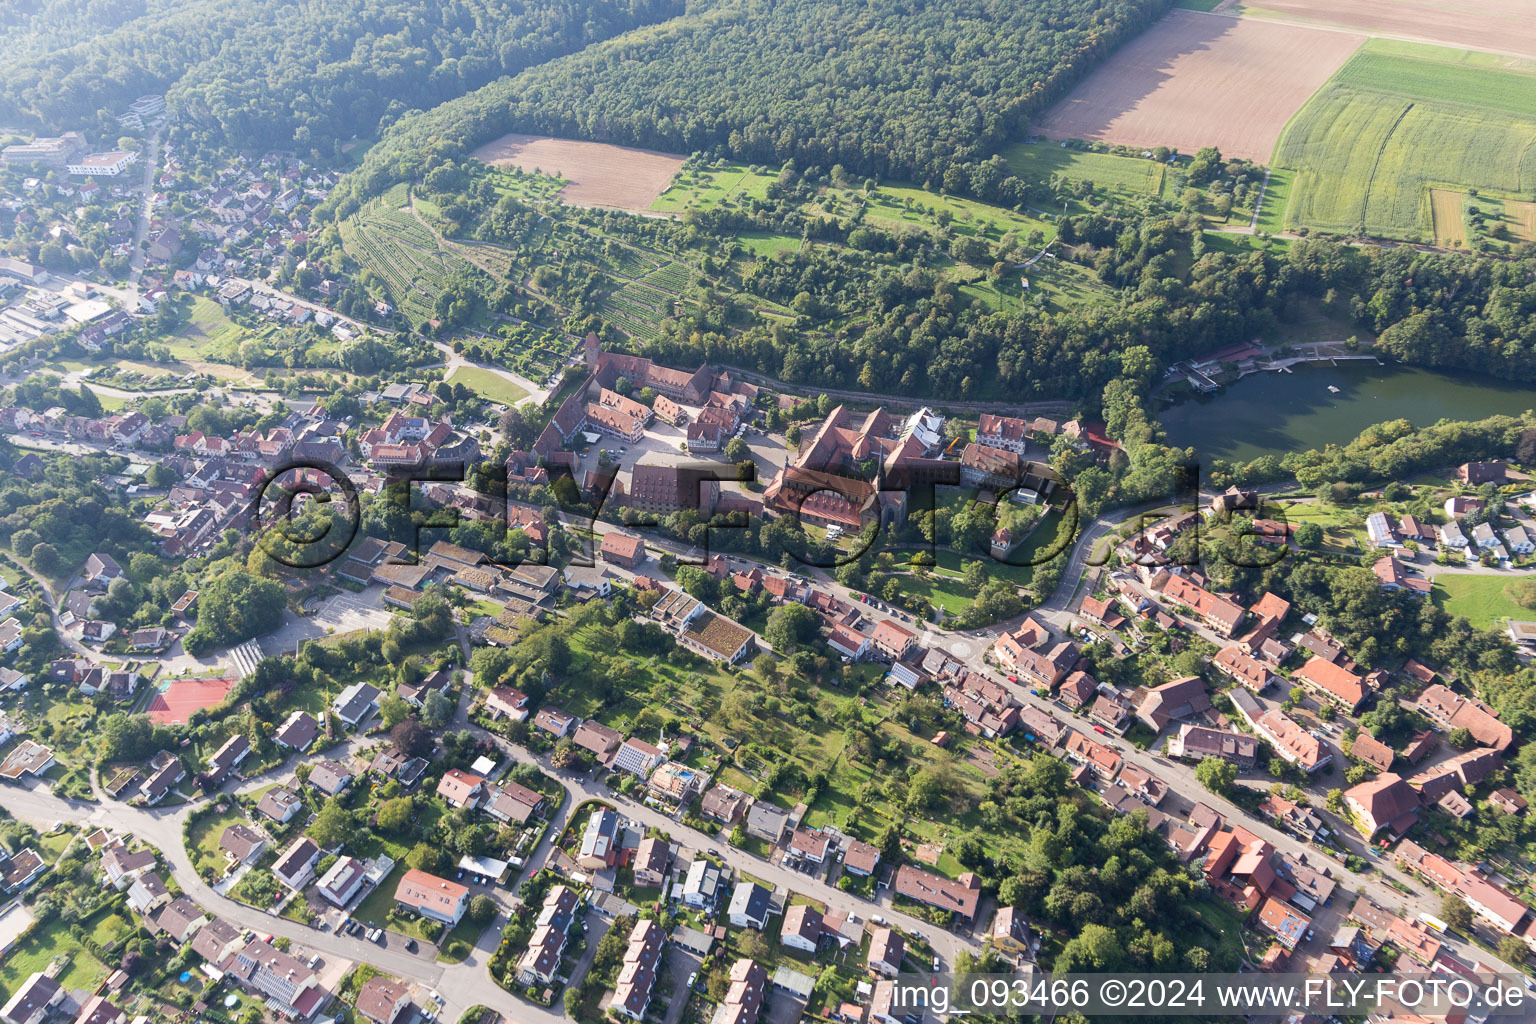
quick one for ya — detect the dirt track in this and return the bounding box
[1037,10,1363,162]
[470,133,685,212]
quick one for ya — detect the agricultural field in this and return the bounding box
[1037,10,1362,162]
[1000,142,1169,198]
[471,133,685,212]
[1272,41,1536,239]
[1228,0,1536,61]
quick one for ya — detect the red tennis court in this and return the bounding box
[147,676,236,724]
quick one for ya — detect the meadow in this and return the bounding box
[1274,40,1536,239]
[999,142,1168,198]
[445,365,529,407]
[1431,575,1535,631]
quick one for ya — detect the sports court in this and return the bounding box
[147,676,236,724]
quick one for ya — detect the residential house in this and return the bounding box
[572,719,622,762]
[1167,725,1258,768]
[274,711,319,750]
[780,904,825,953]
[578,808,620,870]
[633,837,671,889]
[1343,774,1421,837]
[893,865,982,920]
[728,881,773,930]
[1135,676,1211,732]
[256,786,303,824]
[225,940,327,1019]
[272,837,321,890]
[613,738,666,778]
[1295,657,1367,712]
[317,855,368,907]
[516,884,579,987]
[218,825,267,866]
[700,784,751,825]
[436,769,487,810]
[332,681,381,726]
[393,869,469,925]
[611,918,665,1021]
[355,976,412,1024]
[868,926,905,978]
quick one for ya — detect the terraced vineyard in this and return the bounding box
[600,271,681,340]
[340,184,508,327]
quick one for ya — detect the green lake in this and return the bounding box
[1160,362,1536,464]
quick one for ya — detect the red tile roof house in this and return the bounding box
[787,827,832,864]
[1342,773,1421,837]
[394,869,470,925]
[1294,656,1367,712]
[435,768,487,809]
[893,865,982,920]
[870,619,916,662]
[600,531,647,569]
[1349,732,1395,772]
[1134,676,1211,732]
[355,975,412,1024]
[484,686,530,721]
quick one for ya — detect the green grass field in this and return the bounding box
[1431,574,1534,630]
[1253,168,1294,236]
[1273,40,1536,240]
[1000,142,1168,197]
[446,365,529,406]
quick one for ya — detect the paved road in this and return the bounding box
[126,128,163,291]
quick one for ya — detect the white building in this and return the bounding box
[66,151,137,177]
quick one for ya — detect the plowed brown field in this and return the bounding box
[471,133,685,212]
[1231,0,1536,61]
[1037,10,1363,161]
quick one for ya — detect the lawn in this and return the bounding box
[735,232,801,257]
[1253,167,1294,236]
[0,915,113,1000]
[186,805,250,878]
[1273,40,1536,240]
[351,863,441,942]
[651,165,777,214]
[1000,142,1168,197]
[446,365,529,407]
[1431,575,1535,630]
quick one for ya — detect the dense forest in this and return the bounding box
[0,0,176,58]
[332,0,1174,205]
[0,0,685,151]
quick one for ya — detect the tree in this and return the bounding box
[1497,935,1528,966]
[1441,896,1474,933]
[308,798,351,848]
[1448,727,1474,749]
[1295,522,1323,549]
[29,542,60,576]
[379,695,411,729]
[377,796,415,833]
[407,842,442,873]
[1325,788,1344,813]
[763,603,817,652]
[1195,756,1236,795]
[184,568,284,654]
[421,689,454,728]
[724,436,750,462]
[392,719,433,758]
[468,893,497,925]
